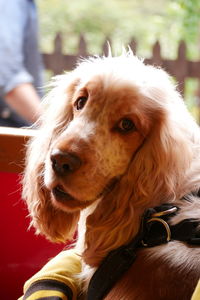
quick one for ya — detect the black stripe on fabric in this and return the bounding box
[32,297,62,300]
[23,279,73,300]
[31,297,62,300]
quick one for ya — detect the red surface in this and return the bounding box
[0,172,64,300]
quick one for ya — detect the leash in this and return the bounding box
[87,203,200,300]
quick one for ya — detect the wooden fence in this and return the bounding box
[1,35,200,173]
[42,33,200,98]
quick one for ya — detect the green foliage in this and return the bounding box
[38,0,200,58]
[175,0,200,41]
[168,0,200,58]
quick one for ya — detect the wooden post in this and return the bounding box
[52,33,65,75]
[152,41,162,66]
[102,38,112,56]
[42,32,66,75]
[78,34,87,56]
[175,41,187,95]
[129,38,137,54]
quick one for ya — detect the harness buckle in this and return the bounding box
[151,206,178,218]
[142,217,172,247]
[141,206,178,247]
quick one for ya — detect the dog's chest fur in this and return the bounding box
[103,242,200,300]
[77,199,200,300]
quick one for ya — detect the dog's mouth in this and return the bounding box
[51,178,118,212]
[51,185,92,211]
[52,185,74,201]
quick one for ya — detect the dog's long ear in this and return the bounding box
[22,74,80,243]
[129,108,193,206]
[22,162,79,242]
[84,86,195,267]
[129,79,197,206]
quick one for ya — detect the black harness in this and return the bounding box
[87,203,200,300]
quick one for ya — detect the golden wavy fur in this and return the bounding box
[23,51,200,299]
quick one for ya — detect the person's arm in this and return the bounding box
[192,280,200,300]
[0,0,42,123]
[5,83,41,123]
[18,249,82,300]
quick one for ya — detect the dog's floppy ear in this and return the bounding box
[22,74,80,243]
[22,159,80,242]
[129,108,193,206]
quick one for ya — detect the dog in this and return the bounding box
[23,50,200,299]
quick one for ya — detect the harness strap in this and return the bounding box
[86,230,143,300]
[171,219,200,244]
[87,204,200,300]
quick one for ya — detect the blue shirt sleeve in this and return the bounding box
[0,0,34,96]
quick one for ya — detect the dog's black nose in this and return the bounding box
[50,149,82,176]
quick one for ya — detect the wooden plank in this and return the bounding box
[188,61,200,79]
[0,127,36,173]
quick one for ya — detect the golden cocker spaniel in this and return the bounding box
[23,51,200,299]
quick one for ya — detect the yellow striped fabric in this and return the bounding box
[23,279,73,300]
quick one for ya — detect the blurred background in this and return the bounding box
[1,1,200,298]
[37,0,200,122]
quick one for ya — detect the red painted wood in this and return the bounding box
[0,172,64,300]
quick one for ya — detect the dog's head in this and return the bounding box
[23,51,199,264]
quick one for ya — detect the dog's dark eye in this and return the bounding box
[117,118,136,133]
[75,96,87,110]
